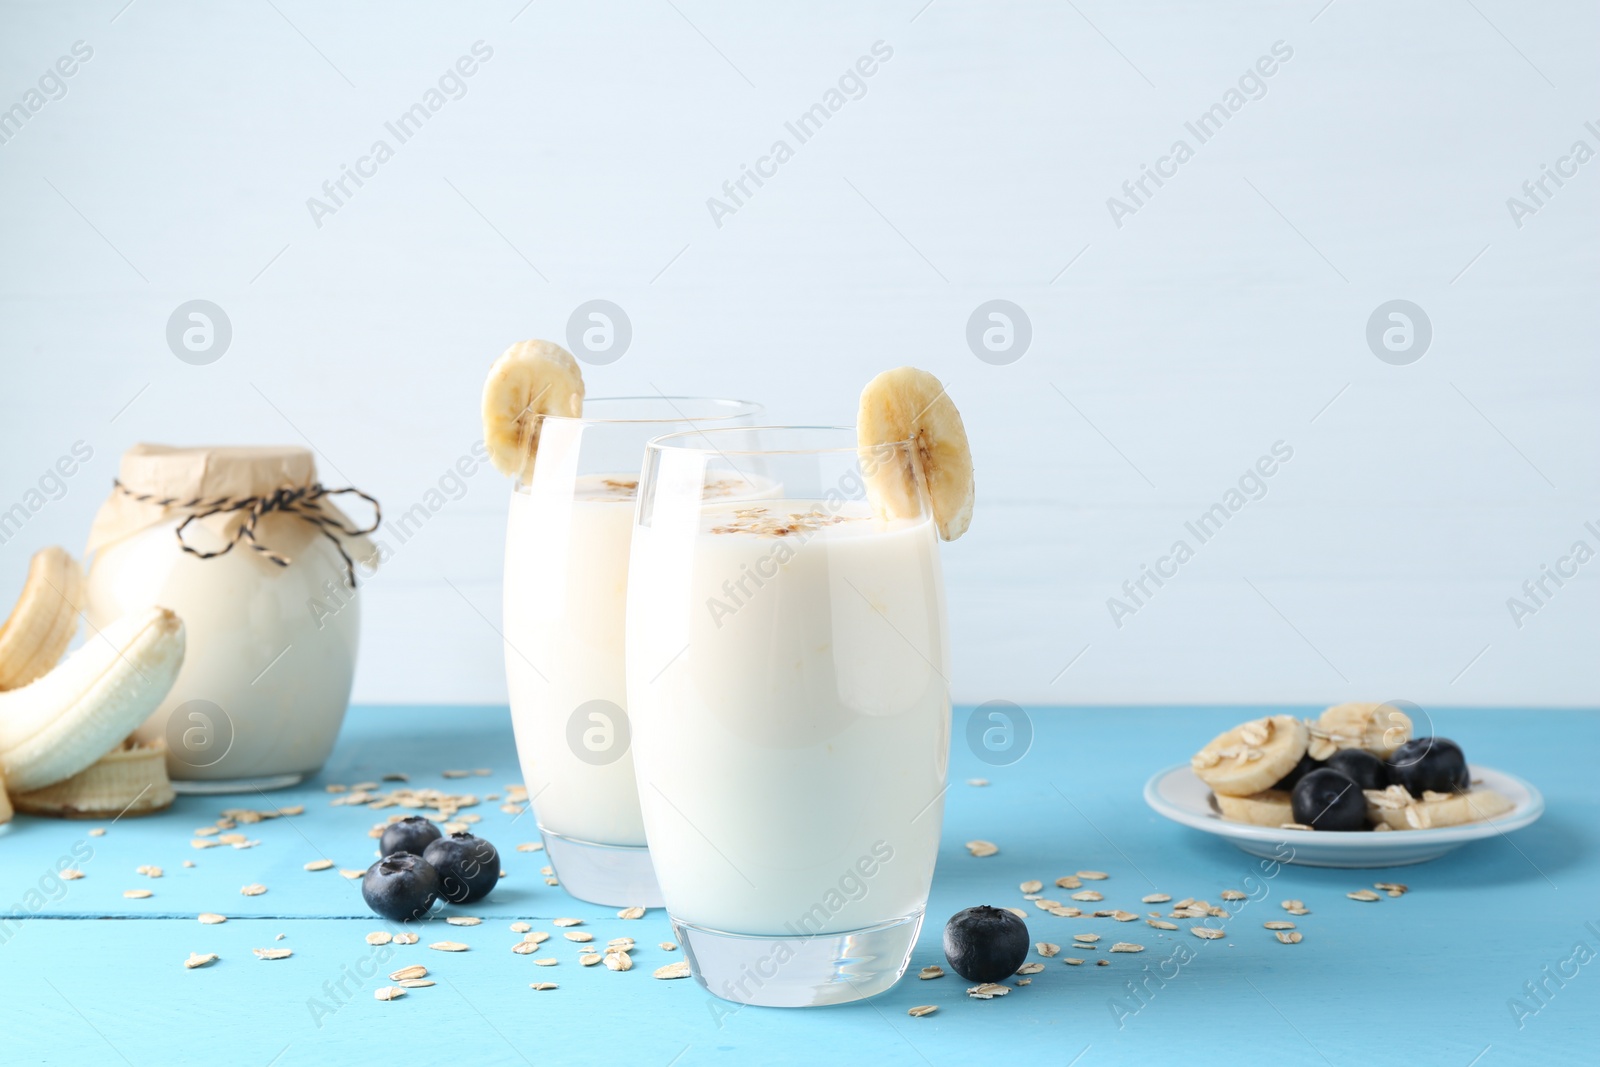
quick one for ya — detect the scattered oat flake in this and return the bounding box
[1111,911,1139,922]
[1004,907,1028,920]
[60,869,85,881]
[1049,906,1082,918]
[123,889,153,899]
[579,953,602,966]
[1287,907,1310,916]
[218,833,247,845]
[552,917,583,927]
[1097,960,1110,967]
[966,778,989,787]
[184,952,218,969]
[604,953,633,971]
[511,942,539,955]
[88,828,105,837]
[366,932,392,946]
[339,869,364,879]
[919,965,944,979]
[564,931,594,943]
[399,979,435,988]
[516,842,544,853]
[654,961,692,980]
[965,840,999,857]
[1077,871,1108,880]
[442,770,469,778]
[1347,889,1381,902]
[1036,943,1060,958]
[241,884,267,896]
[1074,934,1101,943]
[1281,899,1304,910]
[1220,889,1247,901]
[1191,927,1225,940]
[534,957,559,967]
[1263,921,1296,930]
[198,913,227,925]
[136,865,163,878]
[908,1005,938,1017]
[967,982,1010,999]
[1016,978,1032,986]
[1376,882,1409,896]
[430,941,470,952]
[1063,958,1085,965]
[182,861,194,868]
[191,840,219,850]
[303,859,334,872]
[523,931,550,944]
[445,916,482,927]
[1019,879,1044,894]
[1055,876,1082,890]
[393,932,419,945]
[390,965,427,981]
[1276,931,1304,944]
[1016,962,1045,975]
[1141,893,1171,904]
[617,906,646,920]
[374,986,406,1001]
[660,941,678,951]
[1070,890,1103,902]
[509,922,531,933]
[253,948,293,960]
[1111,942,1145,953]
[530,982,558,991]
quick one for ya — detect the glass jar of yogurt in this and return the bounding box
[83,444,379,791]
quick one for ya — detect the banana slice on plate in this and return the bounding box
[1190,715,1308,797]
[1310,702,1412,760]
[481,340,585,482]
[0,546,83,691]
[1215,789,1294,827]
[857,367,974,541]
[1365,785,1513,830]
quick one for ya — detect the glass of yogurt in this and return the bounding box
[503,397,763,907]
[626,426,951,1006]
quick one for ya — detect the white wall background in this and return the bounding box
[1,1,1595,708]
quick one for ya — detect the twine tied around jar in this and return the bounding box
[111,480,382,587]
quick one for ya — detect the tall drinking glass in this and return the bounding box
[502,397,761,906]
[626,426,951,1005]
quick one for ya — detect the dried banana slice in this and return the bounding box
[857,367,974,541]
[1190,715,1308,797]
[481,339,585,482]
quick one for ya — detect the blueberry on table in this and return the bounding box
[423,832,501,904]
[380,815,442,858]
[1387,737,1469,797]
[1291,768,1367,831]
[362,852,441,922]
[942,905,1029,983]
[1323,748,1386,792]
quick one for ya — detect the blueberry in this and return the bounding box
[942,905,1029,983]
[380,815,442,858]
[362,852,441,922]
[1322,749,1385,791]
[1387,737,1469,796]
[1291,768,1367,831]
[1272,751,1323,791]
[423,832,501,904]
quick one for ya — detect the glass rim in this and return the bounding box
[645,424,916,456]
[539,396,763,426]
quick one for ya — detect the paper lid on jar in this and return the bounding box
[86,443,377,570]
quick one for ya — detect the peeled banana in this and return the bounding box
[1310,702,1412,760]
[1365,784,1513,830]
[0,606,185,793]
[1190,715,1308,797]
[11,738,174,818]
[0,546,83,690]
[1215,789,1294,827]
[857,367,975,541]
[481,339,586,482]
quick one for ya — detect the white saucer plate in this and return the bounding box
[1143,762,1545,868]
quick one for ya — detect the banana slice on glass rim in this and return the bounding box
[857,367,975,541]
[481,339,586,482]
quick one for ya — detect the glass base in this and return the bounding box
[673,909,924,1007]
[171,772,306,795]
[541,829,664,908]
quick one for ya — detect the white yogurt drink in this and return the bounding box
[499,398,765,908]
[627,492,951,1003]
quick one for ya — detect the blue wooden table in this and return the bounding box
[1,706,1593,1066]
